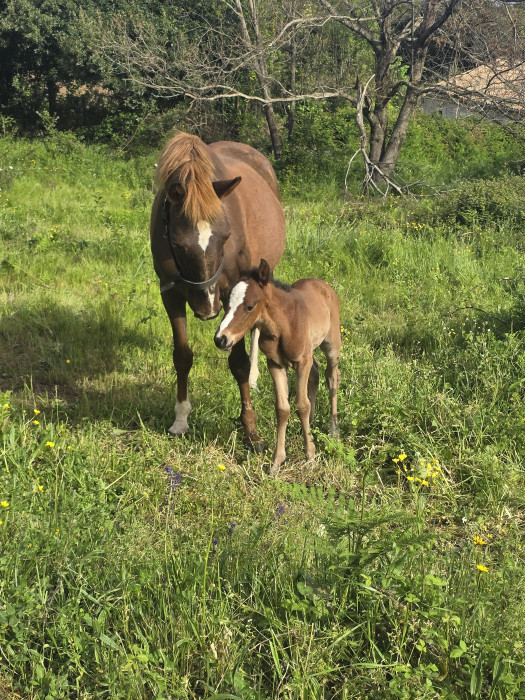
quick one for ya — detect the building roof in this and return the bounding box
[442,60,525,112]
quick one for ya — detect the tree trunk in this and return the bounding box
[47,78,57,116]
[378,86,420,179]
[367,106,388,165]
[287,29,297,141]
[264,103,283,159]
[235,0,283,159]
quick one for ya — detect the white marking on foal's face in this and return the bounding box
[219,281,248,334]
[196,220,213,251]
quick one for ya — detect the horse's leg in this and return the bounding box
[321,326,342,436]
[228,337,264,450]
[267,359,290,475]
[162,291,194,435]
[295,356,315,461]
[307,357,320,423]
[248,327,260,390]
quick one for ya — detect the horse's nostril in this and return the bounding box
[215,334,227,349]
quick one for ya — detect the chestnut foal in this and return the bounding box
[214,259,341,475]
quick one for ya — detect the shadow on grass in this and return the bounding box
[0,297,155,400]
[0,297,252,440]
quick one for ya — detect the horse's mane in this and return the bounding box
[242,268,292,292]
[157,132,223,225]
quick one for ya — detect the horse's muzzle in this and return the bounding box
[214,333,232,351]
[194,306,221,321]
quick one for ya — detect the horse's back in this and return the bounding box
[292,278,339,306]
[209,141,280,200]
[208,141,285,272]
[291,279,340,336]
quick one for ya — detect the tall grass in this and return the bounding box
[1,135,524,698]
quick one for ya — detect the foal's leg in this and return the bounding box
[296,357,316,461]
[321,325,342,436]
[162,290,194,435]
[228,337,264,451]
[267,359,290,475]
[307,357,320,423]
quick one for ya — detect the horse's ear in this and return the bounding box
[167,182,186,204]
[258,258,270,286]
[212,177,241,199]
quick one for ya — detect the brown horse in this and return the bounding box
[150,133,285,447]
[214,259,341,475]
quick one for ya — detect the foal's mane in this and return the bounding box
[157,132,223,225]
[242,268,292,292]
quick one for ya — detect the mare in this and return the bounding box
[150,133,286,448]
[214,259,341,475]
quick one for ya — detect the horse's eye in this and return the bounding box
[245,304,255,312]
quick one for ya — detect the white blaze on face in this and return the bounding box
[196,220,213,252]
[206,287,218,316]
[219,281,248,335]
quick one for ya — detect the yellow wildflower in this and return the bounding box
[217,464,226,471]
[33,420,39,425]
[476,564,488,573]
[45,441,54,448]
[1,501,9,508]
[398,454,407,461]
[34,409,40,415]
[473,536,487,546]
[406,476,415,482]
[3,404,9,409]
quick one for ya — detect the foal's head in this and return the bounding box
[214,259,271,351]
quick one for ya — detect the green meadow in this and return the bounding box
[1,133,525,698]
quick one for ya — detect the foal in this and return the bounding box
[214,259,341,475]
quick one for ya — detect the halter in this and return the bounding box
[160,197,225,295]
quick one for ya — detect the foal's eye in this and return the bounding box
[245,304,255,312]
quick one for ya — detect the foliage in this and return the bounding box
[422,173,525,231]
[1,135,525,698]
[399,113,525,185]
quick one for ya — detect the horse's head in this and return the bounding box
[214,259,270,351]
[164,176,241,320]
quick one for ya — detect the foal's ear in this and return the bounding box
[166,182,186,204]
[258,258,270,286]
[212,177,242,199]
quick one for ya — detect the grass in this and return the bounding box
[1,134,525,699]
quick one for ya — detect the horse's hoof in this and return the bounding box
[244,438,266,453]
[166,428,186,438]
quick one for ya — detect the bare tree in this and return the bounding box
[316,0,463,185]
[231,0,283,157]
[91,0,525,186]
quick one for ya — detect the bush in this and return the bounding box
[425,174,525,230]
